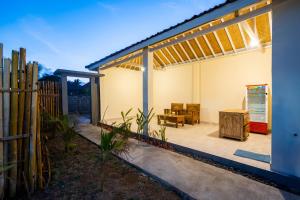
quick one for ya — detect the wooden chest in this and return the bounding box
[219,109,249,141]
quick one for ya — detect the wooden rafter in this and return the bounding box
[238,22,248,49]
[170,45,184,62]
[210,23,225,54]
[154,52,167,66]
[178,42,191,60]
[159,49,172,64]
[164,47,177,64]
[192,34,207,59]
[200,28,216,57]
[186,39,199,60]
[221,18,236,52]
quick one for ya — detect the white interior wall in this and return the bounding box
[152,47,272,126]
[153,63,198,114]
[199,47,272,126]
[100,67,142,120]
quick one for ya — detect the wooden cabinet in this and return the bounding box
[219,109,249,141]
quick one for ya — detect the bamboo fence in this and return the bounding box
[39,80,61,129]
[0,43,46,198]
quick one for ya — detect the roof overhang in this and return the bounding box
[54,69,104,78]
[85,0,265,71]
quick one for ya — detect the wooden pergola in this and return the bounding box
[54,69,104,125]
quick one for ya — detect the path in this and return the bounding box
[76,123,300,200]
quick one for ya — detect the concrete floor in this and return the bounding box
[107,118,272,170]
[77,122,299,200]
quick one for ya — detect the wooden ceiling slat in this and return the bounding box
[161,47,177,64]
[196,36,212,56]
[228,23,245,49]
[166,46,181,63]
[201,24,221,55]
[238,23,248,49]
[159,49,173,64]
[155,51,169,65]
[174,43,189,61]
[153,53,164,67]
[181,41,196,60]
[188,38,203,58]
[256,13,271,44]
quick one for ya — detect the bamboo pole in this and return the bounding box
[36,96,43,189]
[3,58,11,195]
[29,62,38,192]
[0,43,4,198]
[17,48,26,190]
[9,50,19,197]
[23,64,33,185]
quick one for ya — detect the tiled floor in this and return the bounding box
[107,118,272,170]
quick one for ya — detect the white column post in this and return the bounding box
[143,47,154,135]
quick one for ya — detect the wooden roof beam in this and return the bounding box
[150,4,271,52]
[192,34,207,59]
[163,47,177,64]
[221,18,236,52]
[154,52,167,66]
[210,23,225,55]
[186,39,200,60]
[158,49,172,64]
[200,28,216,57]
[170,45,184,63]
[238,22,248,49]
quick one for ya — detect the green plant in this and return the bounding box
[118,108,133,138]
[49,115,77,152]
[158,125,167,142]
[61,115,77,152]
[96,107,130,192]
[150,125,167,142]
[98,124,129,192]
[136,108,154,135]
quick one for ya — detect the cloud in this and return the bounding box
[160,1,180,10]
[20,16,62,55]
[97,2,119,13]
[25,30,62,54]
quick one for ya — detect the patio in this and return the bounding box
[107,118,271,170]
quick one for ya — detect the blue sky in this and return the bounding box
[0,0,225,74]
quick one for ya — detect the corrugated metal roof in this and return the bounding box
[85,0,245,70]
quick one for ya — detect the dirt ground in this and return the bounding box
[32,134,180,200]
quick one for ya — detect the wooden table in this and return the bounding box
[157,114,185,128]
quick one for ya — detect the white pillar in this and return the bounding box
[143,47,154,135]
[272,0,300,178]
[90,77,98,125]
[61,75,68,115]
[98,68,102,122]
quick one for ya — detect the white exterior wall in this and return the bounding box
[272,0,300,177]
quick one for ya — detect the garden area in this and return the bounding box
[32,131,179,199]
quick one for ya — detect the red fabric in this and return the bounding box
[249,122,268,134]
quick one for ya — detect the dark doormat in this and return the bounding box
[234,149,271,163]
